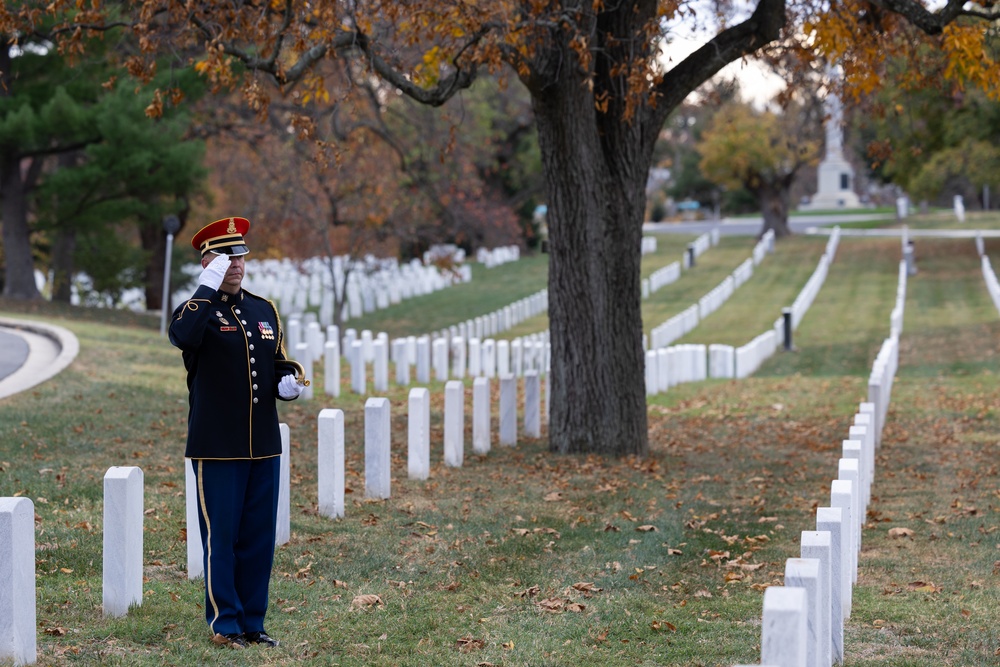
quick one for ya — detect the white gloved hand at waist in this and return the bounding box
[199,254,231,290]
[278,373,304,399]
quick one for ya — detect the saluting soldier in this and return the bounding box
[169,216,304,649]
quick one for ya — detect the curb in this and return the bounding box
[0,316,80,399]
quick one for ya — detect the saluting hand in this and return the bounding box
[278,374,305,399]
[199,254,231,290]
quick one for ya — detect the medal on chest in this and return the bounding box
[258,321,275,340]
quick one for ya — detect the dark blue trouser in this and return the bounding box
[192,457,279,636]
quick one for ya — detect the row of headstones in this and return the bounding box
[979,229,1000,314]
[741,352,898,667]
[641,235,658,255]
[183,371,550,577]
[476,245,520,268]
[771,228,841,335]
[288,325,550,401]
[737,254,905,667]
[642,337,781,394]
[0,373,551,665]
[644,261,681,297]
[176,254,463,325]
[644,227,845,393]
[649,230,774,350]
[683,229,721,269]
[285,288,549,361]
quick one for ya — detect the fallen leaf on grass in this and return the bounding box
[455,636,486,653]
[537,597,565,613]
[566,602,586,612]
[636,525,657,532]
[44,627,67,636]
[907,581,941,593]
[651,620,677,632]
[352,594,383,607]
[544,492,563,502]
[572,582,602,593]
[889,527,914,539]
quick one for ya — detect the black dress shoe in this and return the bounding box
[211,633,247,649]
[244,631,280,647]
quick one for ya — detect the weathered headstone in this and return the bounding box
[645,350,658,395]
[318,409,345,518]
[103,466,144,617]
[469,338,482,377]
[364,398,391,499]
[324,339,341,397]
[444,381,465,467]
[784,558,822,667]
[416,336,431,383]
[0,497,36,665]
[408,388,431,480]
[295,341,314,400]
[473,377,491,455]
[483,339,497,378]
[433,338,449,382]
[801,531,833,667]
[837,459,861,584]
[524,370,541,438]
[373,338,389,392]
[815,508,845,662]
[499,374,517,446]
[276,423,291,545]
[393,339,410,386]
[497,340,510,377]
[351,340,366,394]
[361,329,374,362]
[452,337,466,379]
[761,586,808,667]
[830,479,855,613]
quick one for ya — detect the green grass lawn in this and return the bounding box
[1,228,999,666]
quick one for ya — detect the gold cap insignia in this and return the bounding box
[226,219,237,234]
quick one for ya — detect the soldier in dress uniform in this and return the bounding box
[169,216,304,649]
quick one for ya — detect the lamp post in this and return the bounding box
[159,215,181,336]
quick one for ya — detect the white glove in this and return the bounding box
[198,254,231,290]
[278,373,304,399]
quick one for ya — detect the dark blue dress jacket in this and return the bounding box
[169,285,291,460]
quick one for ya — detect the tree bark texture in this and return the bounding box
[531,73,650,458]
[0,46,40,300]
[0,154,41,300]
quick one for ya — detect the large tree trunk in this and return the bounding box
[0,155,41,300]
[532,76,649,458]
[757,179,792,238]
[0,45,41,301]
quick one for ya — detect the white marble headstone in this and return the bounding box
[103,466,144,618]
[318,409,345,518]
[0,497,36,665]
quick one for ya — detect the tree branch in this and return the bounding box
[647,0,786,134]
[868,0,999,34]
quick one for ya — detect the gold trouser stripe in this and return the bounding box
[195,461,221,632]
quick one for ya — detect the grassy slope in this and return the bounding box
[0,214,998,666]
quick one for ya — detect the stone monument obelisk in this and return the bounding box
[805,84,861,210]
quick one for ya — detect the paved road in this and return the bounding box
[0,328,30,381]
